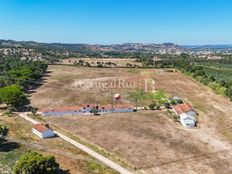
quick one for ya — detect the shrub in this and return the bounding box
[0,85,29,109]
[149,103,156,110]
[13,151,61,174]
[156,105,161,110]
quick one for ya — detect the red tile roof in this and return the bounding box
[33,124,49,133]
[173,103,193,115]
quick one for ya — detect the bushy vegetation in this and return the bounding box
[0,57,47,110]
[0,57,47,89]
[74,59,118,68]
[0,124,8,136]
[0,85,29,109]
[13,151,61,174]
[129,90,169,107]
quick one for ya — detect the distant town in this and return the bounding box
[1,40,232,62]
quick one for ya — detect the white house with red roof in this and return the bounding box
[32,124,55,139]
[173,103,197,127]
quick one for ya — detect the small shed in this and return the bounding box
[32,124,55,139]
[180,113,196,128]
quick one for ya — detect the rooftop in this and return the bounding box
[173,103,193,115]
[33,124,49,133]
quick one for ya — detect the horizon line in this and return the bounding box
[1,38,232,46]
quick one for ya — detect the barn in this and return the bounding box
[32,124,55,139]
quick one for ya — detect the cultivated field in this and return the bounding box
[31,65,232,174]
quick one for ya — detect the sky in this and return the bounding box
[0,0,232,45]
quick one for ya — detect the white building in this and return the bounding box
[32,124,55,139]
[179,113,196,128]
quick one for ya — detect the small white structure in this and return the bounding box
[114,93,121,100]
[180,113,196,128]
[32,124,55,139]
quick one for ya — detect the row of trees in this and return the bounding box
[74,59,117,68]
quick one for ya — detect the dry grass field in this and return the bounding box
[46,111,232,174]
[46,111,230,170]
[30,65,156,110]
[30,65,232,174]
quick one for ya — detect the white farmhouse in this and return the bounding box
[32,124,55,139]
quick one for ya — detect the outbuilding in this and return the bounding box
[32,124,55,139]
[179,113,196,128]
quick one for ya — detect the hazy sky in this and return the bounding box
[0,0,232,44]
